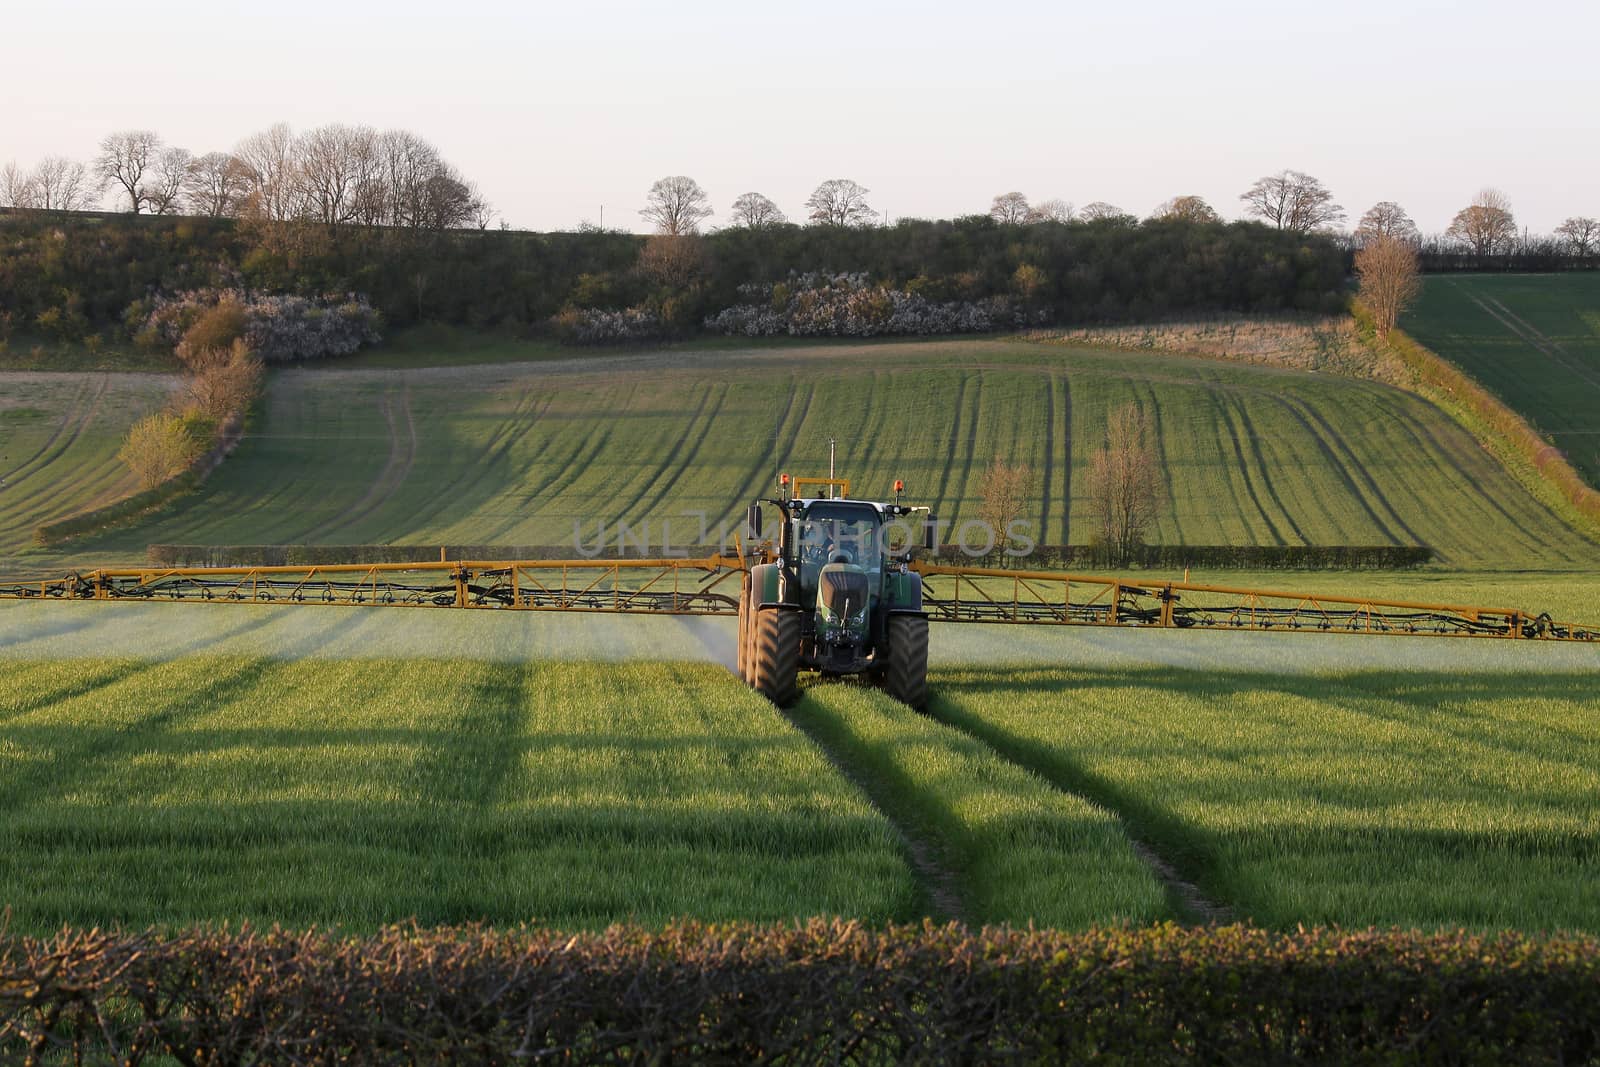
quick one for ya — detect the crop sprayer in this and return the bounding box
[2,475,1594,710]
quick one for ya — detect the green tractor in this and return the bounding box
[736,476,936,709]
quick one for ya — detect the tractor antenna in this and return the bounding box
[829,437,836,497]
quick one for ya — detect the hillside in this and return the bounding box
[13,336,1590,570]
[1403,274,1600,487]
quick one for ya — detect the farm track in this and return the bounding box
[1459,285,1600,392]
[925,696,1230,925]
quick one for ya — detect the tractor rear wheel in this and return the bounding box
[884,614,929,710]
[751,606,801,707]
[736,573,752,684]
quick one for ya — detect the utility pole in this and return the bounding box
[599,205,604,229]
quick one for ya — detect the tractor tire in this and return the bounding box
[751,606,801,708]
[736,573,752,685]
[884,614,930,710]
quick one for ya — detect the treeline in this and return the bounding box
[0,210,1347,348]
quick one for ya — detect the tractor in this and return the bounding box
[736,476,936,709]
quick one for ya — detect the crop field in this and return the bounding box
[0,372,171,561]
[1403,273,1600,487]
[10,336,1588,569]
[2,600,1597,935]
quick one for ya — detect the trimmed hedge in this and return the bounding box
[2,920,1596,1064]
[147,542,1434,570]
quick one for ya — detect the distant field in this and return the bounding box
[19,337,1591,570]
[1403,273,1600,487]
[0,372,171,560]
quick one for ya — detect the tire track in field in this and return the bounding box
[924,694,1230,925]
[1455,282,1600,391]
[1136,384,1181,543]
[398,384,555,538]
[775,695,968,924]
[0,377,94,485]
[949,371,985,525]
[1206,391,1275,544]
[1369,391,1553,550]
[729,376,811,529]
[1038,373,1056,542]
[614,382,727,533]
[1212,391,1291,545]
[1231,392,1307,543]
[1060,376,1073,543]
[928,376,968,523]
[1268,393,1409,546]
[300,381,418,543]
[0,376,110,503]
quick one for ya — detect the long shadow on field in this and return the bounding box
[407,662,532,806]
[0,657,288,811]
[927,666,1600,928]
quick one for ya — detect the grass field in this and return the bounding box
[930,661,1600,931]
[0,372,172,559]
[1403,273,1600,487]
[11,336,1589,570]
[2,600,1594,934]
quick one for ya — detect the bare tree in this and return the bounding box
[989,191,1031,224]
[30,157,94,211]
[298,124,377,225]
[1554,216,1599,256]
[639,175,712,235]
[235,122,307,222]
[1151,195,1220,223]
[638,234,707,287]
[1026,198,1074,223]
[1,160,33,208]
[976,457,1035,559]
[1239,170,1345,232]
[1355,235,1422,338]
[1086,402,1164,563]
[143,147,192,215]
[96,130,163,213]
[1446,189,1517,255]
[805,179,876,226]
[1079,201,1132,223]
[183,152,252,217]
[1354,201,1419,245]
[728,191,785,228]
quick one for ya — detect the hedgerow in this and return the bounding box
[2,920,1595,1064]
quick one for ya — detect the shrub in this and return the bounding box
[144,288,382,363]
[116,412,205,490]
[703,273,1044,338]
[1,921,1597,1064]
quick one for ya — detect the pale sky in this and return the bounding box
[4,0,1595,234]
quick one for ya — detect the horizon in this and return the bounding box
[4,0,1595,235]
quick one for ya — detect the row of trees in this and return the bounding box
[2,126,490,229]
[630,170,1595,259]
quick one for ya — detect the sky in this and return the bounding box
[4,0,1596,235]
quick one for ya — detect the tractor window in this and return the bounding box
[795,505,881,589]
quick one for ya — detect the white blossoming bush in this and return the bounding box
[142,289,382,363]
[553,306,665,344]
[704,273,1043,337]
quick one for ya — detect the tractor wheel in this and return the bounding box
[736,573,752,684]
[884,614,930,710]
[751,606,801,707]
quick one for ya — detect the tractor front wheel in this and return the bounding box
[752,606,801,707]
[884,614,930,710]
